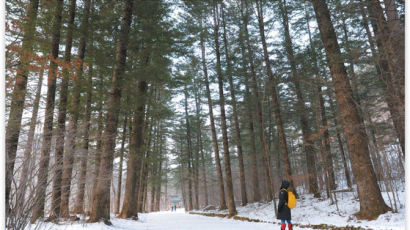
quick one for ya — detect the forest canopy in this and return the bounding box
[5,0,404,229]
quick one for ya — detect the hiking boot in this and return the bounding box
[288,224,293,230]
[281,224,286,230]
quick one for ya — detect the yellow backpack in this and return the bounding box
[287,191,297,209]
[282,188,297,209]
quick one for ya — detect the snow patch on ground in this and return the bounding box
[196,190,405,230]
[25,208,293,230]
[23,191,405,230]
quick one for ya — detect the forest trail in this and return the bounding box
[30,209,310,230]
[136,209,278,230]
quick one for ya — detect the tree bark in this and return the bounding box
[304,4,336,194]
[328,95,353,189]
[194,84,209,207]
[379,0,404,104]
[88,0,134,223]
[247,0,293,199]
[278,0,321,196]
[73,61,93,214]
[6,0,40,211]
[49,0,77,219]
[119,81,148,219]
[60,0,91,218]
[150,164,157,212]
[193,148,199,210]
[31,0,64,223]
[340,13,384,181]
[242,0,275,201]
[363,1,404,157]
[155,158,163,211]
[90,71,104,208]
[183,87,194,211]
[200,16,227,210]
[310,0,390,219]
[213,2,237,216]
[238,24,260,203]
[16,68,43,216]
[114,115,128,214]
[221,3,247,206]
[138,111,154,213]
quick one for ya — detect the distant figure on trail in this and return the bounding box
[278,180,292,230]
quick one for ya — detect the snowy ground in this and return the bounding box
[24,190,405,230]
[26,208,307,230]
[195,190,405,230]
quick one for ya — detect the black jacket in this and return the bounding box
[277,181,291,220]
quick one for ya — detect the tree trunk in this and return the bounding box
[238,25,260,203]
[16,68,43,216]
[136,158,145,213]
[60,0,91,218]
[328,96,353,189]
[194,84,209,207]
[363,1,404,157]
[138,155,149,212]
[359,4,397,148]
[88,0,134,223]
[304,4,335,194]
[183,87,194,211]
[213,2,237,216]
[340,13,384,181]
[31,0,64,223]
[114,115,128,214]
[73,60,93,214]
[193,148,199,210]
[90,73,105,207]
[242,0,275,201]
[379,0,404,105]
[310,0,390,219]
[142,177,148,212]
[247,0,293,199]
[337,130,352,188]
[180,163,187,211]
[119,81,147,219]
[49,0,77,219]
[313,88,331,198]
[6,0,40,211]
[138,111,154,213]
[200,16,227,210]
[150,168,156,212]
[164,160,168,210]
[221,3,247,206]
[155,159,163,211]
[278,0,321,196]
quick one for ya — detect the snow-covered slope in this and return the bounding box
[195,190,405,230]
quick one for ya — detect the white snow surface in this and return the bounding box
[197,190,405,230]
[26,208,302,230]
[25,191,405,230]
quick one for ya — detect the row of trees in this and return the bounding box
[5,0,404,228]
[6,0,176,227]
[171,0,403,220]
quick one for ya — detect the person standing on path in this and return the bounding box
[278,180,292,230]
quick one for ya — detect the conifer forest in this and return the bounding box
[5,0,405,229]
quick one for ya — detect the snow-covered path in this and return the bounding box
[31,209,297,230]
[136,209,276,230]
